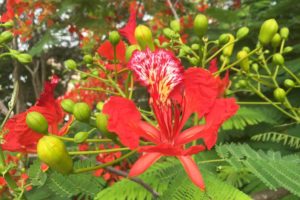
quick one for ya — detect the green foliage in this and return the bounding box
[221,106,280,130]
[216,143,300,197]
[251,132,300,149]
[96,158,251,200]
[28,160,47,186]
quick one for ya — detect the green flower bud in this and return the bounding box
[126,45,140,61]
[91,70,99,76]
[26,111,48,134]
[64,59,77,70]
[273,88,286,102]
[284,79,295,88]
[252,63,259,72]
[222,34,235,57]
[193,14,208,37]
[238,80,247,87]
[163,28,176,39]
[134,25,155,51]
[280,27,289,39]
[237,50,249,72]
[258,19,278,46]
[0,31,13,44]
[37,136,73,174]
[16,54,32,64]
[83,54,93,64]
[218,34,229,45]
[80,73,88,80]
[283,46,293,54]
[108,31,120,46]
[74,132,89,143]
[272,53,284,65]
[2,21,14,28]
[73,102,91,122]
[170,19,180,32]
[242,46,250,53]
[271,33,281,48]
[60,99,75,113]
[191,44,200,50]
[96,102,104,111]
[95,113,116,140]
[236,26,249,40]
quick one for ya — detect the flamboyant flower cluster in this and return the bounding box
[103,49,238,189]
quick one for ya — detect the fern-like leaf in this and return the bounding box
[222,106,280,130]
[251,132,300,149]
[216,143,300,197]
[28,160,47,187]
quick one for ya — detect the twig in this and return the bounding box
[166,0,179,20]
[104,165,160,199]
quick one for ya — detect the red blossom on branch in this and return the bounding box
[1,76,71,153]
[103,49,238,189]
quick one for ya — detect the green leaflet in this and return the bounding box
[216,143,300,197]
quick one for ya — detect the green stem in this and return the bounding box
[205,39,238,64]
[69,147,129,155]
[282,65,300,84]
[75,69,110,84]
[198,158,226,164]
[53,135,112,143]
[73,150,136,173]
[78,87,119,95]
[237,101,281,105]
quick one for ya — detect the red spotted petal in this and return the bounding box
[177,156,205,190]
[103,96,141,149]
[119,1,137,44]
[129,49,184,103]
[97,40,126,63]
[128,152,162,177]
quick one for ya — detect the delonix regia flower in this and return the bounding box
[103,49,239,189]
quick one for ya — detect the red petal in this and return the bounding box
[203,98,239,149]
[208,58,218,73]
[97,40,126,63]
[129,152,162,177]
[182,68,219,118]
[103,96,141,149]
[175,125,206,146]
[119,1,137,44]
[138,121,161,144]
[177,156,205,190]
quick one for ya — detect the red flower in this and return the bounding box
[2,76,67,153]
[118,1,137,44]
[97,40,126,64]
[103,49,238,189]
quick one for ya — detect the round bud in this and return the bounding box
[242,46,250,53]
[163,28,176,39]
[193,14,208,37]
[96,102,104,111]
[272,53,284,65]
[26,112,48,134]
[74,132,89,143]
[236,26,249,40]
[64,59,77,70]
[91,70,99,76]
[271,33,281,48]
[0,31,13,44]
[126,45,140,61]
[37,136,73,174]
[218,34,229,45]
[284,79,295,88]
[83,54,93,64]
[134,25,155,51]
[60,99,75,113]
[170,19,180,32]
[273,88,286,102]
[108,31,120,46]
[16,54,32,64]
[222,34,235,57]
[258,19,278,46]
[73,102,91,122]
[283,46,293,54]
[237,50,249,72]
[238,80,247,87]
[191,44,200,50]
[95,113,117,141]
[280,27,289,39]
